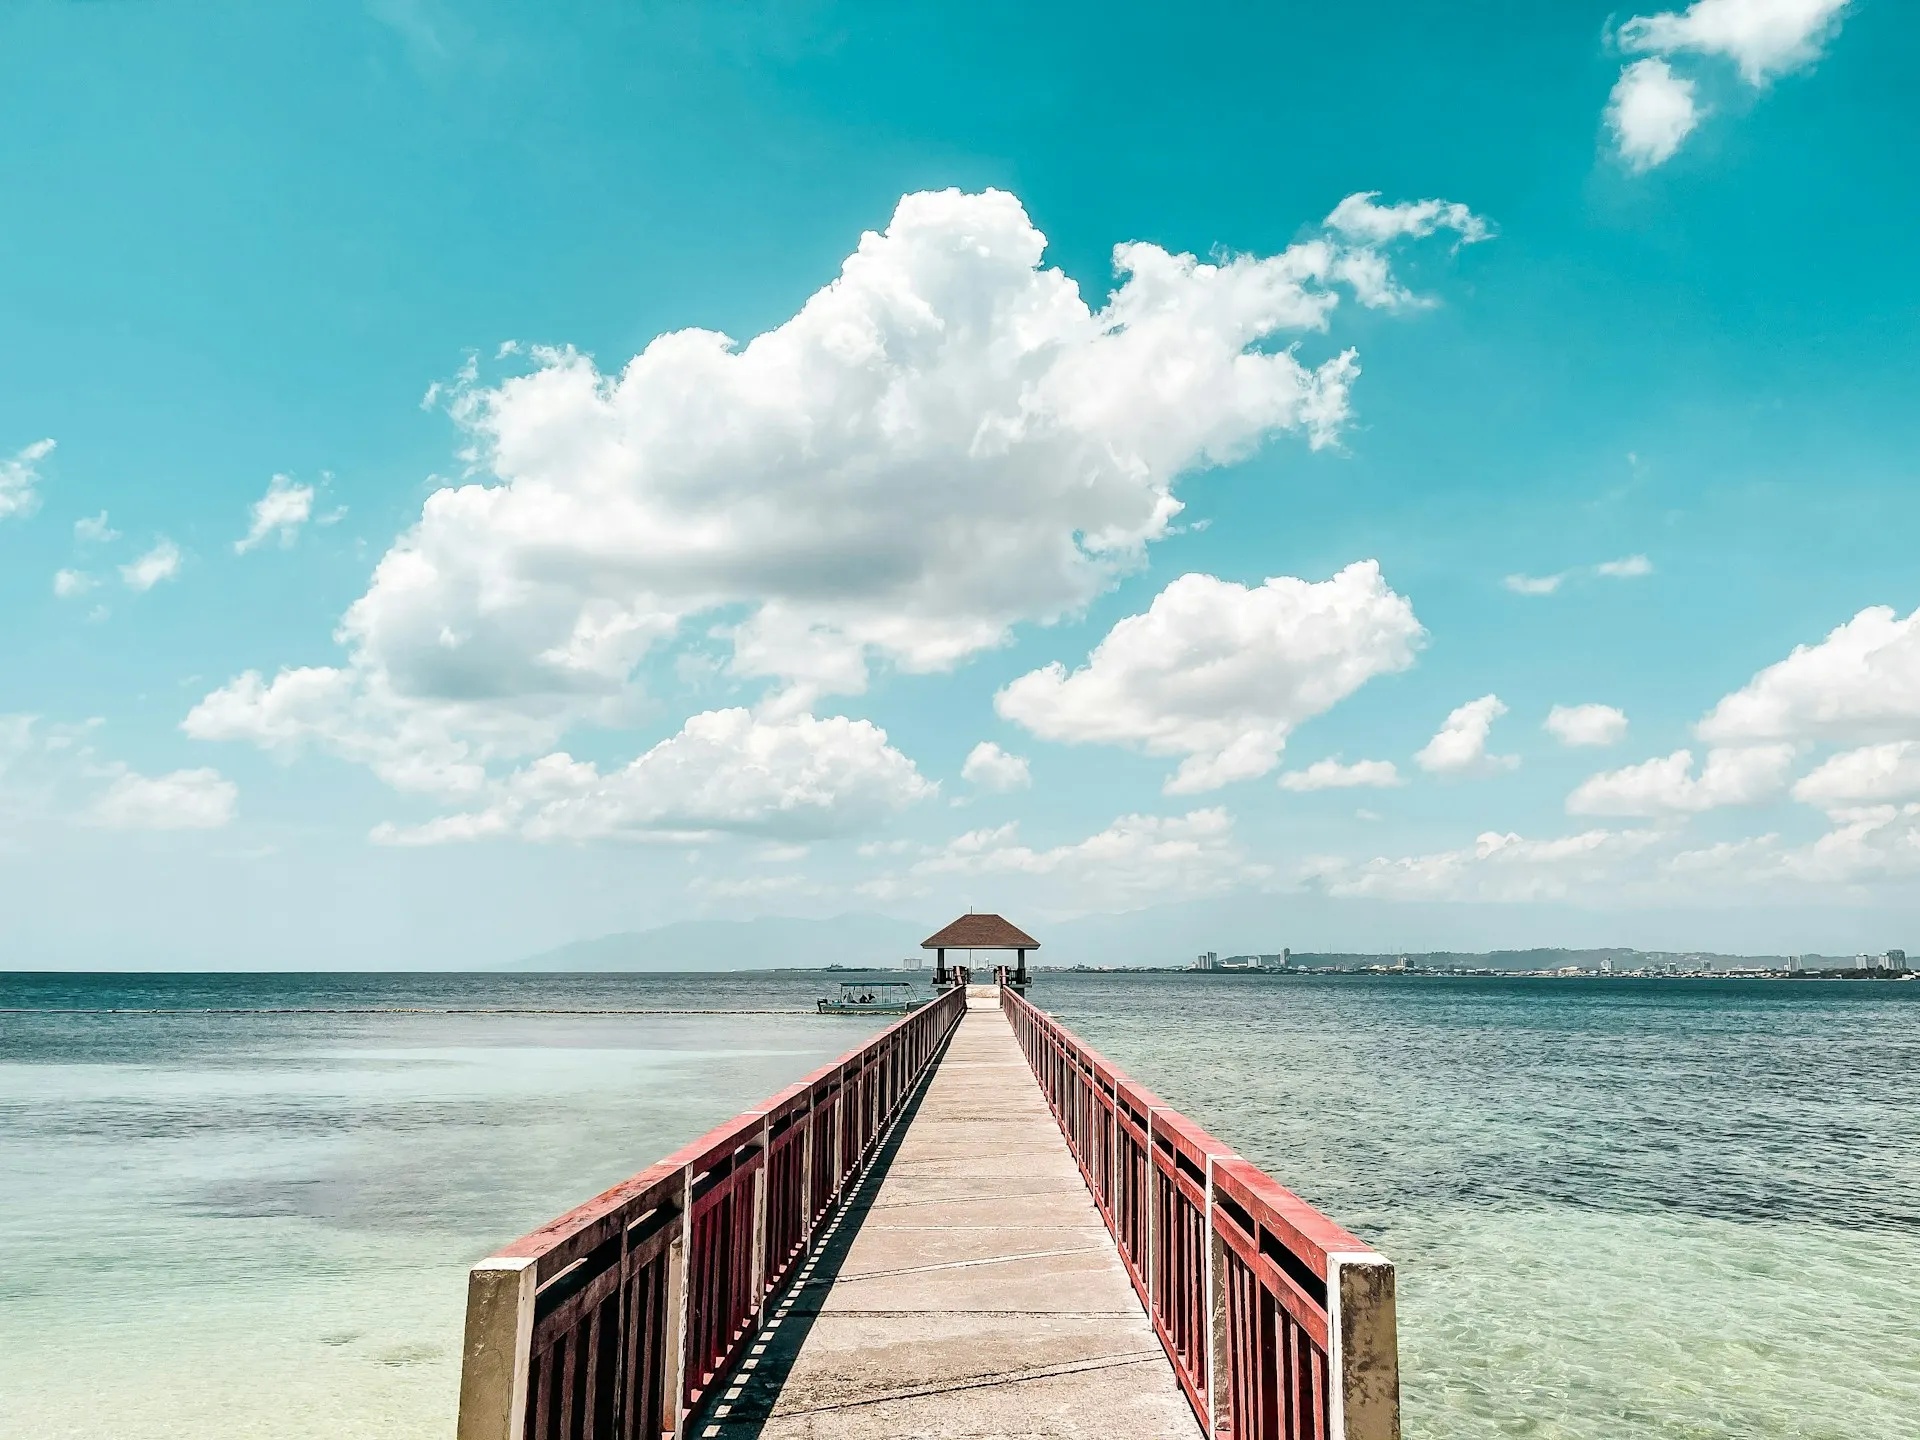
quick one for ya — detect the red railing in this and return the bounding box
[455,986,966,1440]
[1001,986,1399,1440]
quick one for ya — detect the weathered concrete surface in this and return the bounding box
[701,990,1199,1439]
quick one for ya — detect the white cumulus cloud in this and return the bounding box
[1324,192,1492,247]
[74,511,117,544]
[1566,744,1794,815]
[1608,0,1850,170]
[887,807,1266,916]
[235,474,316,553]
[1309,826,1663,902]
[1619,0,1851,84]
[1791,742,1920,810]
[1415,695,1517,776]
[995,561,1422,795]
[1777,804,1920,884]
[1698,605,1920,746]
[1546,703,1629,748]
[121,540,182,592]
[89,767,237,830]
[188,187,1481,796]
[1,438,54,521]
[960,741,1031,793]
[53,569,97,599]
[1607,58,1703,170]
[1277,757,1403,791]
[369,708,933,845]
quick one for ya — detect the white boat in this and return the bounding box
[816,980,928,1015]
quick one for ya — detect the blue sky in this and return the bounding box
[4,0,1918,968]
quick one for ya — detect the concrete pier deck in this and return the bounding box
[704,990,1199,1439]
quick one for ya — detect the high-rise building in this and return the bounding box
[1881,949,1907,973]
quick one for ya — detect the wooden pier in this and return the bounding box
[457,969,1398,1440]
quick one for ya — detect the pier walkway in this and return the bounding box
[704,988,1195,1438]
[457,972,1398,1440]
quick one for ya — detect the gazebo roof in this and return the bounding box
[920,913,1040,950]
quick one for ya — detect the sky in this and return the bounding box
[3,0,1919,969]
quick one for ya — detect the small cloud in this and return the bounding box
[1416,694,1519,776]
[961,741,1032,793]
[1324,192,1492,247]
[53,569,97,599]
[1545,703,1630,748]
[1607,58,1702,172]
[1595,554,1653,579]
[1618,0,1851,87]
[0,438,55,521]
[121,540,182,592]
[89,766,238,830]
[1506,555,1653,595]
[74,511,118,544]
[1504,572,1565,596]
[235,474,316,553]
[1278,757,1403,791]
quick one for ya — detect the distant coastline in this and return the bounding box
[1052,946,1914,980]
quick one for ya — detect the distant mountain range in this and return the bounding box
[507,912,932,971]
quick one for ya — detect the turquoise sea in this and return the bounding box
[1,971,1915,1439]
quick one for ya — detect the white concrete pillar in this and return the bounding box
[455,1256,536,1440]
[1327,1251,1400,1440]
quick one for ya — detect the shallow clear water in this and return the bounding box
[0,972,884,1440]
[1,971,1915,1438]
[1042,973,1920,1440]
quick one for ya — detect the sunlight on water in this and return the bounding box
[1,970,1915,1438]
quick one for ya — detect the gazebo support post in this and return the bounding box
[1015,948,1028,988]
[935,947,948,988]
